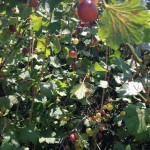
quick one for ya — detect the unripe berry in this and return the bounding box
[69,50,77,59]
[120,111,126,116]
[73,38,79,45]
[69,133,76,142]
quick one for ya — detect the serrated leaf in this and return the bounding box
[98,0,149,50]
[94,62,107,72]
[116,81,145,96]
[71,83,88,99]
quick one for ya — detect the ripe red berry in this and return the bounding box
[9,25,16,33]
[92,115,97,120]
[89,39,99,47]
[29,0,39,8]
[69,50,77,59]
[69,133,76,142]
[22,47,30,55]
[96,133,103,139]
[0,111,3,117]
[101,110,106,115]
[16,33,23,38]
[78,0,98,23]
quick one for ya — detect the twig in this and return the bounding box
[100,47,109,110]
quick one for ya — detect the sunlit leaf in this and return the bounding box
[71,83,88,99]
[37,36,50,57]
[94,62,107,72]
[98,80,109,88]
[98,0,149,50]
[30,14,43,32]
[116,81,145,96]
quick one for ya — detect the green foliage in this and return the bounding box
[0,0,150,149]
[19,125,40,144]
[71,82,88,99]
[99,0,149,50]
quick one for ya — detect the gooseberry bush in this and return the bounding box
[0,0,150,149]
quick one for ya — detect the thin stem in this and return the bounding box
[100,47,109,110]
[126,43,142,64]
[146,69,149,103]
[29,18,35,124]
[40,13,52,79]
[138,93,146,102]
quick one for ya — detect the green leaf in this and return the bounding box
[30,14,43,32]
[98,0,149,50]
[0,131,20,150]
[0,28,12,43]
[112,58,133,79]
[114,142,126,150]
[19,71,30,79]
[143,20,150,42]
[79,133,89,149]
[49,56,61,68]
[116,81,145,96]
[125,145,131,150]
[51,35,61,54]
[48,21,61,34]
[45,0,63,12]
[123,105,147,135]
[0,95,18,109]
[145,108,150,123]
[37,36,50,57]
[49,107,63,117]
[94,62,107,72]
[8,17,18,25]
[71,83,88,100]
[19,125,40,144]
